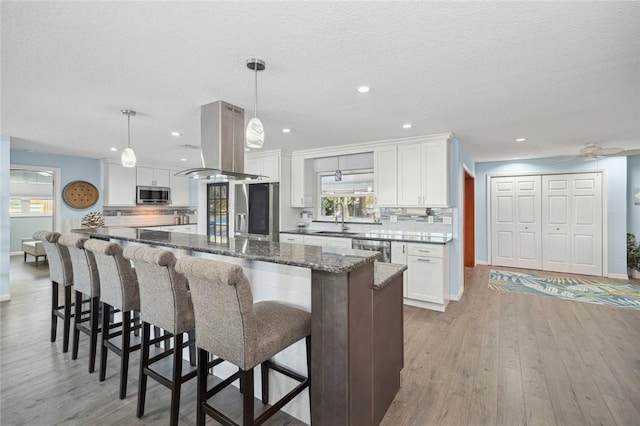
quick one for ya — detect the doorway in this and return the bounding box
[463,168,475,272]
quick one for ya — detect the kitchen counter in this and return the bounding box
[373,262,407,290]
[73,225,401,425]
[74,226,378,274]
[281,228,453,244]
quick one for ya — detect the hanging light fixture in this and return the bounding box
[120,109,137,167]
[246,58,266,149]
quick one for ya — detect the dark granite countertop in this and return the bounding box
[73,227,379,274]
[281,228,453,244]
[373,262,408,290]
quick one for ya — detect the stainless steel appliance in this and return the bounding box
[352,239,391,263]
[136,186,171,204]
[234,182,279,241]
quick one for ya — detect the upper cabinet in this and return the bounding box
[397,139,449,207]
[103,162,136,206]
[170,169,192,206]
[291,154,310,207]
[374,145,398,206]
[244,151,280,181]
[137,167,170,187]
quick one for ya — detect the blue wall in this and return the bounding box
[449,138,475,298]
[475,156,628,277]
[628,155,640,240]
[10,149,103,221]
[1,137,10,299]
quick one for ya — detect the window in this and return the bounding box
[317,170,378,222]
[9,197,53,216]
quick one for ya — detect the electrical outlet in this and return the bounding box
[390,215,398,223]
[427,216,434,224]
[443,216,452,225]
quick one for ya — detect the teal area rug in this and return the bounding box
[489,270,640,310]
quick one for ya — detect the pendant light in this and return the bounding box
[246,58,265,149]
[120,109,137,167]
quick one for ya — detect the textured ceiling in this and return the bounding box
[2,1,639,168]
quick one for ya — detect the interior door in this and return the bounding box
[543,173,602,275]
[491,176,542,269]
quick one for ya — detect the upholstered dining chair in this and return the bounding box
[175,255,311,426]
[33,230,74,353]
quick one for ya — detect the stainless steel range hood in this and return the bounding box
[175,101,260,180]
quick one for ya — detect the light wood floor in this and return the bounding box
[2,257,640,425]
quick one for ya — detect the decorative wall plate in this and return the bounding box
[62,180,99,209]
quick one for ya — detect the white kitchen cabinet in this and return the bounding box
[291,155,310,207]
[391,241,408,297]
[279,233,304,244]
[137,167,170,187]
[170,169,192,206]
[245,152,280,181]
[374,145,398,206]
[396,139,449,207]
[405,243,450,312]
[301,235,352,248]
[103,162,137,206]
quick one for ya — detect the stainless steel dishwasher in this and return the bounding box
[352,239,391,263]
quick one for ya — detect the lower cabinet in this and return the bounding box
[279,233,304,244]
[390,242,408,297]
[279,233,352,248]
[402,242,450,312]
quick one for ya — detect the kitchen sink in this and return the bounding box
[312,231,360,236]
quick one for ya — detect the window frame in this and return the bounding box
[316,169,377,223]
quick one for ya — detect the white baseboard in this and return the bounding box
[476,260,489,265]
[607,273,629,281]
[403,297,447,312]
[449,285,464,301]
[0,294,11,302]
[10,251,23,256]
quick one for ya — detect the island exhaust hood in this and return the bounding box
[175,101,261,180]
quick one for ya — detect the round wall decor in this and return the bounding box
[62,180,99,209]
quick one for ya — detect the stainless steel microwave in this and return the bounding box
[136,186,171,204]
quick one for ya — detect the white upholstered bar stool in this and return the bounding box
[123,245,198,426]
[84,238,141,399]
[59,233,101,373]
[33,230,74,353]
[175,255,311,426]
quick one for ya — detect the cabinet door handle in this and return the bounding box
[301,198,304,205]
[417,258,431,262]
[418,249,431,253]
[402,245,405,254]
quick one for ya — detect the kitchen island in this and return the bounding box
[74,226,406,426]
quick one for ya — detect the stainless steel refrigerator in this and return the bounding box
[234,182,279,241]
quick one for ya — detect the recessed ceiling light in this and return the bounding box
[25,149,36,153]
[244,148,250,152]
[402,124,412,129]
[513,157,520,160]
[180,158,187,162]
[282,128,291,133]
[110,147,118,152]
[171,132,182,137]
[516,138,526,142]
[357,86,370,93]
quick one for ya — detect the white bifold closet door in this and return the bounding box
[542,173,602,276]
[490,176,542,269]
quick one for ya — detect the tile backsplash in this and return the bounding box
[61,206,197,232]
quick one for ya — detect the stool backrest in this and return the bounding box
[123,245,193,334]
[58,234,100,297]
[84,239,139,311]
[33,230,73,286]
[175,255,256,369]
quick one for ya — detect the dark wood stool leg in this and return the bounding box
[137,322,150,418]
[133,310,140,337]
[88,298,100,373]
[51,281,58,342]
[241,369,254,426]
[197,348,208,426]
[72,290,82,359]
[306,335,312,415]
[261,361,269,404]
[99,303,110,382]
[153,326,161,348]
[120,310,131,399]
[170,333,183,426]
[62,285,72,353]
[188,330,196,367]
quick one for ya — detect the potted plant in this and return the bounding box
[627,233,640,279]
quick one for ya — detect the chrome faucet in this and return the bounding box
[334,200,349,231]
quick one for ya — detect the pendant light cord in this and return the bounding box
[254,60,258,117]
[127,113,131,148]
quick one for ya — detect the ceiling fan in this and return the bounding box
[553,143,640,162]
